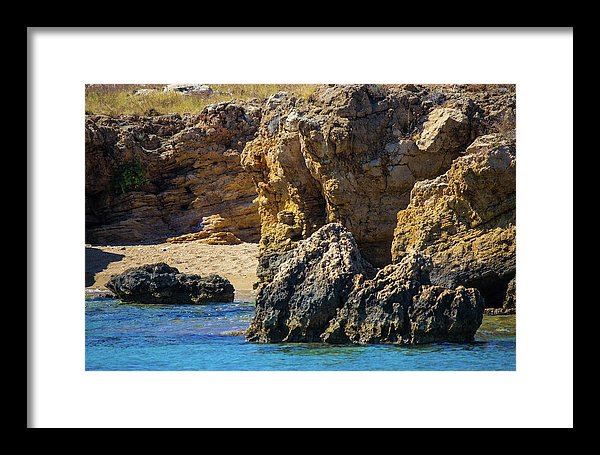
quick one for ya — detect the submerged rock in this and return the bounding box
[85,288,116,299]
[246,224,484,344]
[106,262,234,304]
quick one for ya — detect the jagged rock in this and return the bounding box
[408,285,484,343]
[246,223,373,343]
[255,251,294,283]
[246,224,484,344]
[322,253,484,344]
[415,107,470,155]
[106,263,234,304]
[241,85,481,276]
[85,100,261,244]
[85,288,116,299]
[462,132,512,156]
[391,146,516,308]
[321,253,430,344]
[503,277,516,310]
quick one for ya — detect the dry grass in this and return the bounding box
[85,84,318,116]
[462,84,515,93]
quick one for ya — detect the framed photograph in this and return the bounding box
[28,27,573,428]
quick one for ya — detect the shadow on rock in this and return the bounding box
[85,247,125,287]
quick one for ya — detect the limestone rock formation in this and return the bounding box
[106,262,235,304]
[503,278,516,310]
[415,107,470,155]
[85,101,261,244]
[166,230,242,245]
[391,146,516,307]
[241,84,514,281]
[246,224,484,344]
[462,132,512,156]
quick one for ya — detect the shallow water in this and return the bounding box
[85,297,516,371]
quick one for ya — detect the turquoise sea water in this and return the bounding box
[85,297,516,371]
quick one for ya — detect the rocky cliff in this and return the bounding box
[86,84,516,310]
[391,142,516,307]
[85,101,262,244]
[241,84,516,293]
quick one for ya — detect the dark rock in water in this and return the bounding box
[106,262,234,304]
[322,254,484,344]
[408,285,484,343]
[256,251,294,284]
[246,223,374,343]
[322,253,431,344]
[85,288,116,299]
[246,223,484,345]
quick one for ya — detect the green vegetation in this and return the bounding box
[85,84,317,116]
[111,160,149,194]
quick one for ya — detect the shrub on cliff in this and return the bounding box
[111,160,149,194]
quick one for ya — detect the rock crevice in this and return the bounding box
[241,84,513,279]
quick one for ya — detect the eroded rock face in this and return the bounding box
[503,278,516,310]
[246,224,484,344]
[321,254,430,344]
[408,285,484,344]
[246,223,373,343]
[165,230,242,245]
[85,101,261,244]
[416,107,470,154]
[322,253,484,344]
[391,146,516,307]
[241,84,511,280]
[106,262,235,304]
